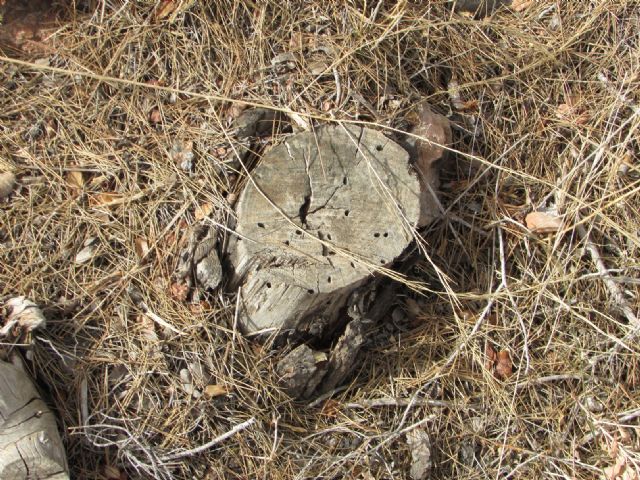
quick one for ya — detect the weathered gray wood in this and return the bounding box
[317,317,367,394]
[175,225,222,292]
[276,345,327,398]
[0,359,69,479]
[226,124,423,335]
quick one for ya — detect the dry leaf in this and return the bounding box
[485,343,497,371]
[512,0,534,11]
[1,296,46,337]
[89,192,124,207]
[189,300,212,314]
[289,31,303,50]
[134,237,150,259]
[66,170,84,196]
[154,0,194,21]
[229,103,247,120]
[409,103,452,227]
[525,211,563,234]
[170,281,189,301]
[138,314,159,344]
[495,350,513,380]
[556,103,589,125]
[320,399,340,417]
[75,238,99,264]
[149,107,162,124]
[195,202,213,221]
[0,171,16,200]
[154,0,178,20]
[605,454,628,480]
[204,384,230,398]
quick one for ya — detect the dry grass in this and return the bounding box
[1,1,639,478]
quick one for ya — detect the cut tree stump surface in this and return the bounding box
[227,124,422,334]
[0,360,69,479]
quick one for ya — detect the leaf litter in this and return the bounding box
[0,1,639,479]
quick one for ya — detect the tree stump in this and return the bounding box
[0,359,69,479]
[226,124,423,335]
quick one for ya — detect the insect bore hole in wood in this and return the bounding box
[299,194,311,224]
[376,145,383,151]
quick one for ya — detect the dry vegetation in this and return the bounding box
[1,1,639,478]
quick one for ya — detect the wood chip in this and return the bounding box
[204,384,230,398]
[525,211,563,233]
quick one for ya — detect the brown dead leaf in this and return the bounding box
[556,103,590,125]
[228,103,247,120]
[605,454,628,480]
[525,211,563,234]
[204,384,230,398]
[495,350,513,380]
[134,237,150,259]
[458,99,480,112]
[485,343,497,371]
[189,300,211,314]
[0,0,63,55]
[154,0,177,20]
[153,0,195,21]
[511,0,534,12]
[89,192,124,208]
[170,281,189,302]
[149,107,162,125]
[195,202,213,221]
[409,103,452,227]
[289,31,303,50]
[320,399,341,417]
[66,170,84,196]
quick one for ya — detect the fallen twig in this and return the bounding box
[159,417,256,462]
[575,219,640,351]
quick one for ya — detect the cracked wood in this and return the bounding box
[0,360,69,479]
[226,124,422,334]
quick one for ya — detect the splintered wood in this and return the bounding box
[226,125,423,335]
[0,360,69,479]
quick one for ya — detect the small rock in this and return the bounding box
[0,171,16,200]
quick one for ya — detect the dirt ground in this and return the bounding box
[1,1,639,479]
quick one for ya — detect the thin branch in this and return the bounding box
[575,219,640,352]
[159,417,256,462]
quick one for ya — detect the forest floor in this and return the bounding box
[1,1,639,479]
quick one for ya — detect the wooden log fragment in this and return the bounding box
[0,359,69,479]
[226,124,422,335]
